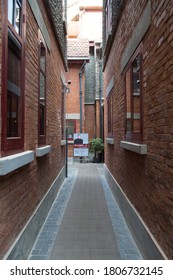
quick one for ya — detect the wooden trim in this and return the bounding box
[124,45,143,143]
[66,119,76,140]
[1,0,26,154]
[38,31,47,145]
[107,88,113,137]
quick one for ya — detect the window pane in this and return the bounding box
[39,43,46,99]
[39,105,45,135]
[133,119,140,132]
[125,68,131,132]
[15,2,22,35]
[7,93,20,137]
[40,44,46,72]
[67,121,74,127]
[7,34,22,137]
[132,57,140,95]
[68,127,74,138]
[132,56,141,132]
[8,0,14,24]
[66,121,75,138]
[106,0,112,39]
[40,72,45,99]
[133,97,140,115]
[126,119,132,132]
[107,91,113,135]
[39,40,46,142]
[125,53,142,140]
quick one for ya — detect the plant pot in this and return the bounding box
[93,156,100,163]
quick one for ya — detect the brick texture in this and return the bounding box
[0,1,66,258]
[104,0,173,259]
[95,100,101,138]
[0,1,2,151]
[85,105,95,140]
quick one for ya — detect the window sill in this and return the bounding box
[0,151,34,176]
[61,140,66,146]
[106,138,114,145]
[120,141,147,155]
[36,145,51,157]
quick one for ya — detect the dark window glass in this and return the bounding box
[66,120,76,140]
[107,90,113,137]
[7,33,22,137]
[38,41,46,143]
[106,0,112,40]
[2,0,25,152]
[39,104,45,136]
[40,72,45,99]
[125,53,142,142]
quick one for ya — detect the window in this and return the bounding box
[66,120,76,140]
[107,90,113,137]
[125,52,143,142]
[7,33,22,138]
[8,0,22,35]
[105,0,112,40]
[2,0,25,153]
[38,36,46,145]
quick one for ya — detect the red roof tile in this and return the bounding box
[67,38,89,58]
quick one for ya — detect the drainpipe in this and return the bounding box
[79,61,86,133]
[99,60,103,140]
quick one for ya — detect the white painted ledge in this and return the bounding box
[61,140,66,146]
[68,140,73,144]
[36,145,51,157]
[106,138,114,145]
[0,151,34,176]
[120,141,147,154]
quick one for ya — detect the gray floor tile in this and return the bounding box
[29,163,142,260]
[49,164,120,260]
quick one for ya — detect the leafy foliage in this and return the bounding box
[89,138,104,156]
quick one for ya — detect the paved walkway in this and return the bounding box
[29,162,143,260]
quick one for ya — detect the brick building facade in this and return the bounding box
[103,0,173,259]
[0,0,67,259]
[66,0,103,158]
[66,38,89,157]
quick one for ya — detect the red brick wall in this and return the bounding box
[104,0,173,258]
[66,64,81,114]
[0,1,2,151]
[0,1,66,258]
[95,100,101,138]
[85,104,95,140]
[67,64,86,130]
[68,143,73,157]
[66,62,86,157]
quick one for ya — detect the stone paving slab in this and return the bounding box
[29,166,78,260]
[49,164,120,260]
[97,166,142,260]
[29,162,143,260]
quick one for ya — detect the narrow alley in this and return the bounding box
[1,0,173,263]
[29,161,142,260]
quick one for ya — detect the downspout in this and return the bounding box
[99,60,103,140]
[79,61,86,133]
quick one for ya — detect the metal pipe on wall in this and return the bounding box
[79,61,86,133]
[99,60,103,140]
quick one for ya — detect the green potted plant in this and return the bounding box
[89,138,104,163]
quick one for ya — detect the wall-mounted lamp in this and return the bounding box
[66,87,70,93]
